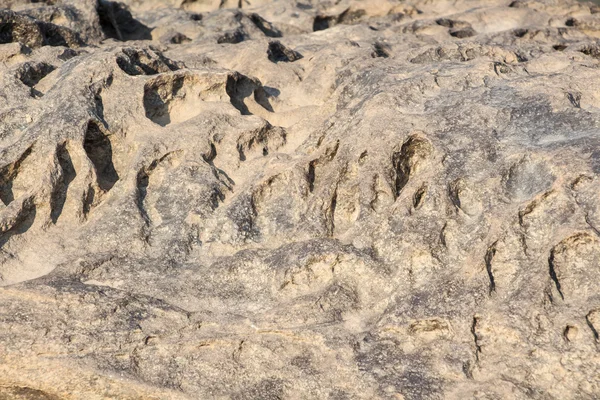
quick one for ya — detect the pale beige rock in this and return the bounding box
[1,0,600,399]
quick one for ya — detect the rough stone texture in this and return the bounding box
[1,0,600,398]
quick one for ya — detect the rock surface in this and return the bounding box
[1,0,600,398]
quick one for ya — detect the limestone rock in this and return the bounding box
[1,0,600,398]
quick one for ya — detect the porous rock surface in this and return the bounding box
[1,0,600,398]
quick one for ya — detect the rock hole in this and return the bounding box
[39,22,83,47]
[450,27,476,38]
[412,185,427,209]
[237,143,247,161]
[327,188,337,236]
[202,142,217,163]
[134,152,179,226]
[16,62,55,96]
[358,151,368,165]
[338,8,366,24]
[436,18,455,28]
[566,92,581,108]
[548,249,565,300]
[116,48,181,76]
[97,0,152,41]
[513,28,528,38]
[136,169,150,225]
[371,42,390,58]
[313,15,335,31]
[586,311,599,341]
[392,135,432,198]
[0,385,60,400]
[484,242,497,295]
[83,121,119,191]
[579,45,600,58]
[471,316,482,362]
[170,32,191,44]
[226,72,273,114]
[0,200,36,249]
[267,40,302,63]
[82,185,96,219]
[217,29,246,44]
[563,325,578,342]
[58,48,80,61]
[307,161,316,192]
[50,143,76,223]
[143,75,186,126]
[0,11,83,48]
[0,146,33,206]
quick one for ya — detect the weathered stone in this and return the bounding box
[1,0,600,399]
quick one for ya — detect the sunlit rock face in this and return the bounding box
[1,0,600,398]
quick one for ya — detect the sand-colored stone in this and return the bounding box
[1,0,600,398]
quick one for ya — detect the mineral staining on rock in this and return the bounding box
[1,0,600,398]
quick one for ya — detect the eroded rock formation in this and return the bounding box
[1,0,600,398]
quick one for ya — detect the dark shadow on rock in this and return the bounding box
[50,143,76,224]
[97,0,152,41]
[371,42,390,58]
[136,169,150,225]
[226,73,274,114]
[84,121,119,191]
[17,62,55,88]
[313,8,366,31]
[249,13,282,38]
[169,32,191,44]
[0,10,83,48]
[263,86,280,97]
[39,22,83,46]
[0,201,36,250]
[16,61,55,97]
[217,29,246,44]
[143,75,186,126]
[267,40,302,63]
[0,385,60,400]
[116,48,181,76]
[313,15,335,31]
[450,27,476,38]
[0,146,33,206]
